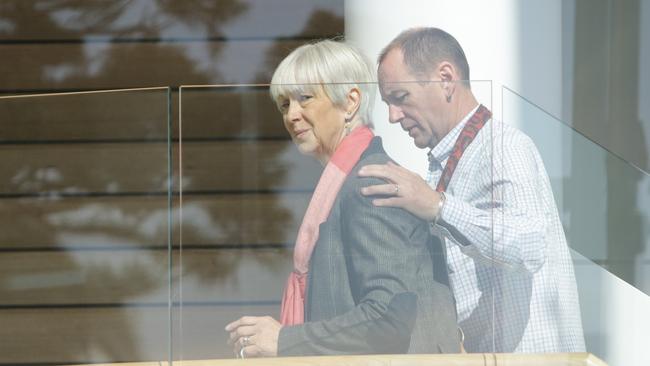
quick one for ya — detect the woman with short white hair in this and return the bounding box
[225,39,460,357]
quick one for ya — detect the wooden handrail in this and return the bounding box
[70,353,607,366]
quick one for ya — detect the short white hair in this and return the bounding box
[270,40,376,126]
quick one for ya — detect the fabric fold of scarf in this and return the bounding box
[280,126,374,326]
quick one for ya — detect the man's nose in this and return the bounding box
[388,104,404,124]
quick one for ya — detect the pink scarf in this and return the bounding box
[280,126,374,325]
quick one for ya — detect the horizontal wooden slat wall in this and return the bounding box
[0,194,311,248]
[0,1,343,364]
[1,40,311,91]
[2,305,279,364]
[0,142,319,195]
[0,249,292,305]
[0,0,340,41]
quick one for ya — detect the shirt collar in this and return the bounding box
[428,104,480,165]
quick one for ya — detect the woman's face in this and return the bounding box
[278,88,347,164]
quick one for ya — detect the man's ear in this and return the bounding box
[346,87,361,117]
[437,61,457,101]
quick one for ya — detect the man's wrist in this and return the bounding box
[433,191,446,225]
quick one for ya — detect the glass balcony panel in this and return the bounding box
[502,86,650,365]
[0,87,172,365]
[177,80,492,360]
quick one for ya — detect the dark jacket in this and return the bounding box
[278,137,460,355]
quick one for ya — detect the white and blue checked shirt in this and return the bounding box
[429,105,585,352]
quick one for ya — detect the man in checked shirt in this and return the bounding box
[358,27,585,353]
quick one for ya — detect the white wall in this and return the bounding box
[573,251,650,366]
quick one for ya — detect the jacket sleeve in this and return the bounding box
[277,175,426,356]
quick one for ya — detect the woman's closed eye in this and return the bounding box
[279,99,290,112]
[298,94,313,103]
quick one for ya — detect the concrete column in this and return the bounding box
[345,0,562,176]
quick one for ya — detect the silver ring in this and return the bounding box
[242,336,250,347]
[394,184,400,195]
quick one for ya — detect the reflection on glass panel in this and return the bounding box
[502,86,650,293]
[0,88,171,365]
[370,80,497,354]
[177,80,492,360]
[176,84,319,360]
[503,86,650,366]
[491,91,586,355]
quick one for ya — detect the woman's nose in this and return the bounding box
[286,100,302,122]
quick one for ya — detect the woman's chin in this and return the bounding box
[296,143,317,157]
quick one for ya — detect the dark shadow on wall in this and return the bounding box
[0,0,344,364]
[254,9,344,83]
[0,0,249,90]
[0,0,248,364]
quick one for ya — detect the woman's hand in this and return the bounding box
[225,316,282,358]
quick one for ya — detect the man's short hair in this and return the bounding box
[270,40,376,126]
[379,27,471,83]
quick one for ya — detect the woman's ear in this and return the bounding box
[345,87,361,118]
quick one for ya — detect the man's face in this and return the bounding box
[378,48,446,149]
